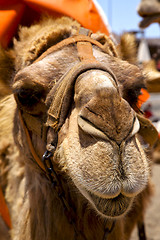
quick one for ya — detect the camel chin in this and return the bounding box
[76,185,133,219]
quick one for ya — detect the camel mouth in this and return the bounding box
[139,13,160,28]
[88,191,133,218]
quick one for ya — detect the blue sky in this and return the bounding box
[97,0,160,38]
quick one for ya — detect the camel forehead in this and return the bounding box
[15,43,140,89]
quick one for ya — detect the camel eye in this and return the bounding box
[17,88,38,106]
[17,87,41,106]
[13,81,47,115]
[130,117,140,137]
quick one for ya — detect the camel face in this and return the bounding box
[137,0,160,28]
[12,24,149,220]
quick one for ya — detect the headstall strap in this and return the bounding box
[34,30,106,64]
[18,110,46,172]
[76,27,98,63]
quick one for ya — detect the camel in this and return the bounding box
[137,0,160,28]
[137,0,160,93]
[137,0,160,163]
[0,16,157,240]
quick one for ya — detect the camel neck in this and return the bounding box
[24,166,119,240]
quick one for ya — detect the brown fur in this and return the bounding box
[0,95,16,192]
[0,96,25,240]
[118,33,138,65]
[13,17,80,71]
[0,17,153,240]
[0,47,14,98]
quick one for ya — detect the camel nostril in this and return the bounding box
[77,115,109,140]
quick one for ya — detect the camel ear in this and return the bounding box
[137,113,159,147]
[0,46,15,97]
[117,33,137,65]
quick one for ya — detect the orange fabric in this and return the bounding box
[0,0,109,48]
[137,88,150,109]
[0,186,12,229]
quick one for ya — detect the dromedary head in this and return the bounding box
[4,17,151,221]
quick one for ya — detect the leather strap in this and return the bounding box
[76,27,98,63]
[77,41,98,62]
[18,111,46,172]
[22,112,47,141]
[34,35,106,63]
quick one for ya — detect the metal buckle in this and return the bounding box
[42,148,57,185]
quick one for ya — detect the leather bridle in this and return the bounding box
[16,27,119,174]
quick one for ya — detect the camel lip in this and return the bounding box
[139,13,160,28]
[77,184,132,218]
[87,190,133,218]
